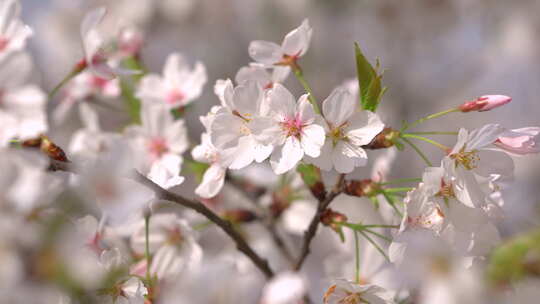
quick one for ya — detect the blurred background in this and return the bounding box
[22,0,540,234]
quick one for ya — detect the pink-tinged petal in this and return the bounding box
[459,95,511,112]
[270,136,304,174]
[0,0,20,34]
[267,83,296,119]
[345,111,385,146]
[282,19,312,57]
[322,88,355,126]
[297,94,316,124]
[195,164,226,198]
[248,40,283,65]
[494,127,540,155]
[300,124,325,157]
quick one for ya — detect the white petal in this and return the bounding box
[248,40,283,65]
[270,137,303,174]
[281,19,312,57]
[267,83,296,119]
[228,136,255,170]
[345,111,385,146]
[322,88,355,126]
[309,140,333,171]
[332,141,366,173]
[195,164,226,198]
[300,124,325,157]
[231,80,262,115]
[297,94,316,124]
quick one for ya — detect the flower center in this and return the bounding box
[166,89,185,105]
[147,137,169,159]
[339,292,361,304]
[281,114,304,138]
[167,227,184,245]
[437,179,455,198]
[450,149,479,170]
[91,76,109,89]
[329,122,348,146]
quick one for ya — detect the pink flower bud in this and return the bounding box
[459,95,512,112]
[494,127,540,155]
[118,27,144,57]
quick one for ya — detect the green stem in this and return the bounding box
[401,137,433,166]
[49,68,84,100]
[363,229,392,242]
[362,224,400,229]
[402,108,459,131]
[380,191,403,217]
[144,214,151,281]
[401,133,449,151]
[292,66,321,114]
[409,131,458,136]
[383,187,414,193]
[358,229,390,262]
[380,178,422,186]
[354,230,360,284]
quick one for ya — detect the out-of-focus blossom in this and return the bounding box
[0,52,47,145]
[130,214,202,281]
[117,26,144,58]
[323,279,395,304]
[309,88,384,173]
[69,103,123,162]
[261,272,306,304]
[459,95,511,112]
[137,52,207,109]
[259,84,325,174]
[249,19,312,67]
[0,0,32,61]
[80,7,138,78]
[494,127,540,155]
[126,103,188,189]
[371,148,397,182]
[235,64,290,90]
[76,142,154,225]
[0,149,62,214]
[53,70,121,123]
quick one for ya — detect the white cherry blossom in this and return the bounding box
[309,88,385,173]
[235,64,290,90]
[323,279,395,304]
[249,19,312,67]
[258,84,326,174]
[137,52,207,109]
[0,0,32,61]
[126,103,188,189]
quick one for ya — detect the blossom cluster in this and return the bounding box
[1,2,540,304]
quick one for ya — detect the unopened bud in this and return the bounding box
[344,179,380,197]
[459,95,511,112]
[40,136,68,162]
[320,208,348,232]
[363,127,399,150]
[223,209,258,223]
[118,27,144,58]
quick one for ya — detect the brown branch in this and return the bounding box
[294,174,345,271]
[50,159,274,279]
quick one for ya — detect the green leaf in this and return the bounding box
[297,164,322,187]
[120,56,147,124]
[354,42,387,112]
[184,159,210,183]
[487,228,540,285]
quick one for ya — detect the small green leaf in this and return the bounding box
[184,159,210,183]
[354,42,387,112]
[297,164,322,187]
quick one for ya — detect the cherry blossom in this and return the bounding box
[309,88,385,173]
[261,272,307,304]
[323,279,395,304]
[235,64,290,90]
[0,0,32,61]
[249,19,312,67]
[137,52,206,109]
[258,84,325,174]
[459,95,512,112]
[494,127,540,155]
[125,103,188,189]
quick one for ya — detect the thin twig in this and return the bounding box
[50,159,275,278]
[294,174,345,271]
